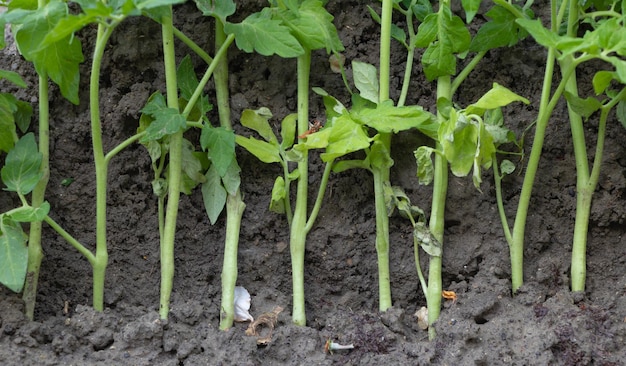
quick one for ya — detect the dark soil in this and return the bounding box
[1,2,626,365]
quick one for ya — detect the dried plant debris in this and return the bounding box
[245,306,284,346]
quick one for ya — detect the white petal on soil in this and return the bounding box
[234,286,254,322]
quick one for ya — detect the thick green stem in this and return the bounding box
[508,41,559,292]
[219,191,246,329]
[373,167,392,311]
[290,50,312,325]
[214,18,248,330]
[427,76,451,340]
[372,0,394,313]
[159,11,182,320]
[290,49,311,326]
[22,71,49,320]
[90,24,116,312]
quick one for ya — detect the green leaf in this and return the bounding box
[352,102,437,135]
[465,83,529,116]
[0,70,27,88]
[235,135,281,163]
[411,0,433,22]
[461,0,481,23]
[139,94,187,142]
[616,100,626,130]
[516,18,560,49]
[352,61,378,104]
[320,114,371,161]
[269,176,286,214]
[312,87,347,119]
[181,139,205,185]
[177,55,199,101]
[470,6,527,51]
[0,216,28,293]
[1,133,42,195]
[7,202,50,222]
[193,0,236,19]
[414,221,441,257]
[10,2,84,105]
[225,15,304,57]
[221,158,241,196]
[240,109,279,144]
[280,113,297,149]
[332,158,369,173]
[592,70,614,95]
[200,125,236,177]
[500,159,515,176]
[0,94,18,153]
[414,146,435,185]
[422,42,457,81]
[415,13,438,48]
[14,100,32,134]
[564,92,602,120]
[201,165,227,224]
[280,0,344,53]
[134,0,187,10]
[369,138,393,170]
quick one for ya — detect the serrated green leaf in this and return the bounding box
[0,70,27,88]
[414,146,434,185]
[564,92,602,120]
[193,0,236,19]
[1,133,42,195]
[240,109,279,144]
[352,61,378,104]
[422,42,456,81]
[280,0,344,53]
[269,176,286,214]
[225,15,304,57]
[7,202,50,222]
[200,125,236,176]
[201,165,227,224]
[465,83,529,116]
[10,2,84,105]
[140,108,187,142]
[0,216,28,292]
[411,0,433,22]
[470,6,526,51]
[235,135,281,163]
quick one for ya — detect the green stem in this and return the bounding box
[451,51,486,96]
[173,26,213,65]
[373,167,392,311]
[214,18,248,330]
[22,70,49,321]
[427,76,451,340]
[44,216,95,264]
[90,23,116,312]
[371,0,394,313]
[492,153,513,244]
[304,161,333,233]
[219,191,246,329]
[159,11,182,320]
[290,49,311,326]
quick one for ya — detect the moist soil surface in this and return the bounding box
[1,2,625,365]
